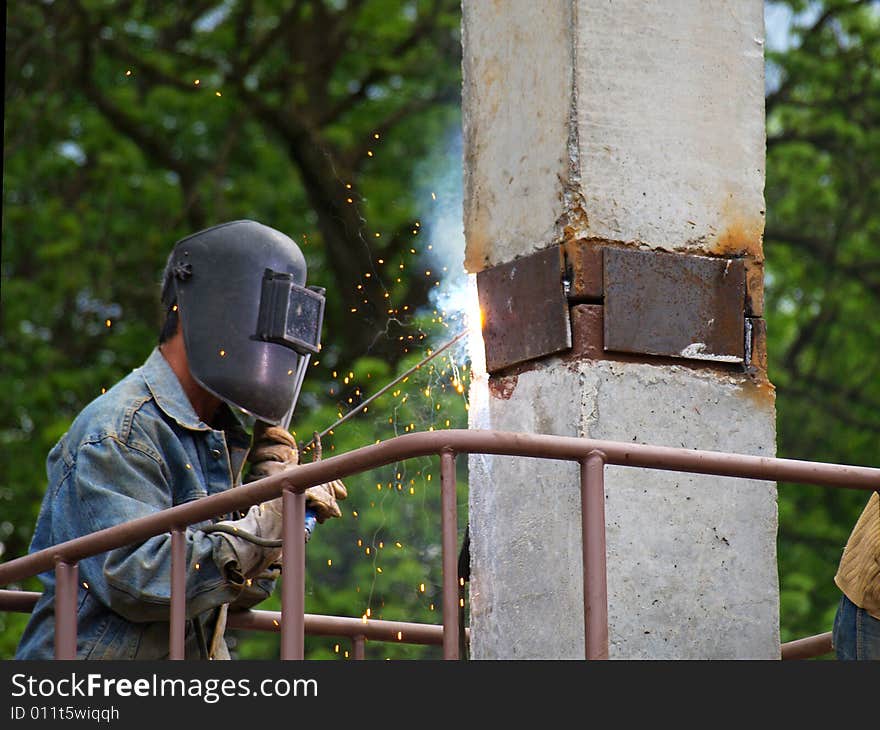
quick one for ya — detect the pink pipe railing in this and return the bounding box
[0,429,876,660]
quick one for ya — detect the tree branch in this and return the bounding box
[239,0,303,73]
[319,0,445,125]
[75,10,205,229]
[345,86,459,169]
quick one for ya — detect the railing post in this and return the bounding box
[54,561,78,659]
[352,634,366,660]
[281,487,306,660]
[440,449,460,660]
[581,451,609,660]
[169,528,186,660]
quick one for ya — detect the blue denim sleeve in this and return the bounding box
[60,436,243,623]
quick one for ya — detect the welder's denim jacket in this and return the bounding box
[16,348,272,659]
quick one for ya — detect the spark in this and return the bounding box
[105,319,112,327]
[194,79,200,86]
[215,91,222,97]
[125,69,132,76]
[367,150,374,157]
[431,192,436,200]
[219,349,226,357]
[82,582,89,589]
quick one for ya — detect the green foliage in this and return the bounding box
[1,0,462,659]
[764,0,880,645]
[3,0,879,660]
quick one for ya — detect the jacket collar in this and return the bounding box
[141,348,252,453]
[141,347,211,431]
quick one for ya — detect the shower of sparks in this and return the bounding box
[276,127,477,662]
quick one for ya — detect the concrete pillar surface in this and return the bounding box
[463,0,778,659]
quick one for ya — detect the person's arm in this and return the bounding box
[56,435,245,623]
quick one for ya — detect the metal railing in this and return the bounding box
[1,429,875,660]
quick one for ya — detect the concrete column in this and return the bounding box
[463,0,777,658]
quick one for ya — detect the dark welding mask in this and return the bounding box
[161,220,325,424]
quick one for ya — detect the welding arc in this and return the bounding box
[301,329,468,453]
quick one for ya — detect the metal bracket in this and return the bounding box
[603,247,745,363]
[477,242,758,373]
[476,247,571,372]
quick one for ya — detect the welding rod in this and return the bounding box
[302,329,469,452]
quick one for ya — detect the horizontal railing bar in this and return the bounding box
[0,591,465,648]
[0,590,836,657]
[780,631,833,660]
[1,429,877,587]
[227,609,469,646]
[0,590,40,611]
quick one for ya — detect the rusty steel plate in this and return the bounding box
[477,246,571,372]
[603,248,745,363]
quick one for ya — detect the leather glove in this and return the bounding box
[211,497,284,581]
[247,422,347,523]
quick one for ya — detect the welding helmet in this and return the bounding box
[161,219,325,425]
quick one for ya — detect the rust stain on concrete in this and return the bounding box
[712,195,765,260]
[489,374,519,400]
[464,221,492,273]
[741,376,776,410]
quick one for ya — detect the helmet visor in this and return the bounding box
[255,269,325,355]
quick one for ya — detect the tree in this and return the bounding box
[4,0,879,659]
[764,0,880,644]
[1,0,464,658]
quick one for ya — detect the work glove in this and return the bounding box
[247,422,347,523]
[211,497,284,582]
[211,423,349,582]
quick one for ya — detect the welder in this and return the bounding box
[16,220,346,659]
